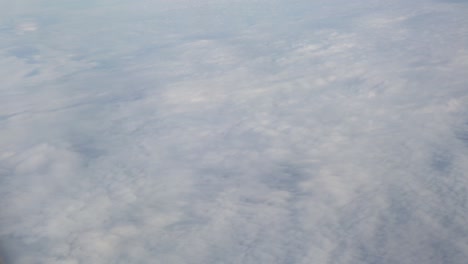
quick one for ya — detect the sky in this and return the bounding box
[1,0,468,263]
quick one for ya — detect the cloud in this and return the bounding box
[1,0,468,263]
[15,22,37,34]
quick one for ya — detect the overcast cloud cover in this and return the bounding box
[1,0,468,263]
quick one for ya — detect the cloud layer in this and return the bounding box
[1,0,468,263]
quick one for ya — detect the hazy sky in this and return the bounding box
[1,0,468,263]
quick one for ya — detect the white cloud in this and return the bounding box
[15,22,37,34]
[1,0,468,263]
